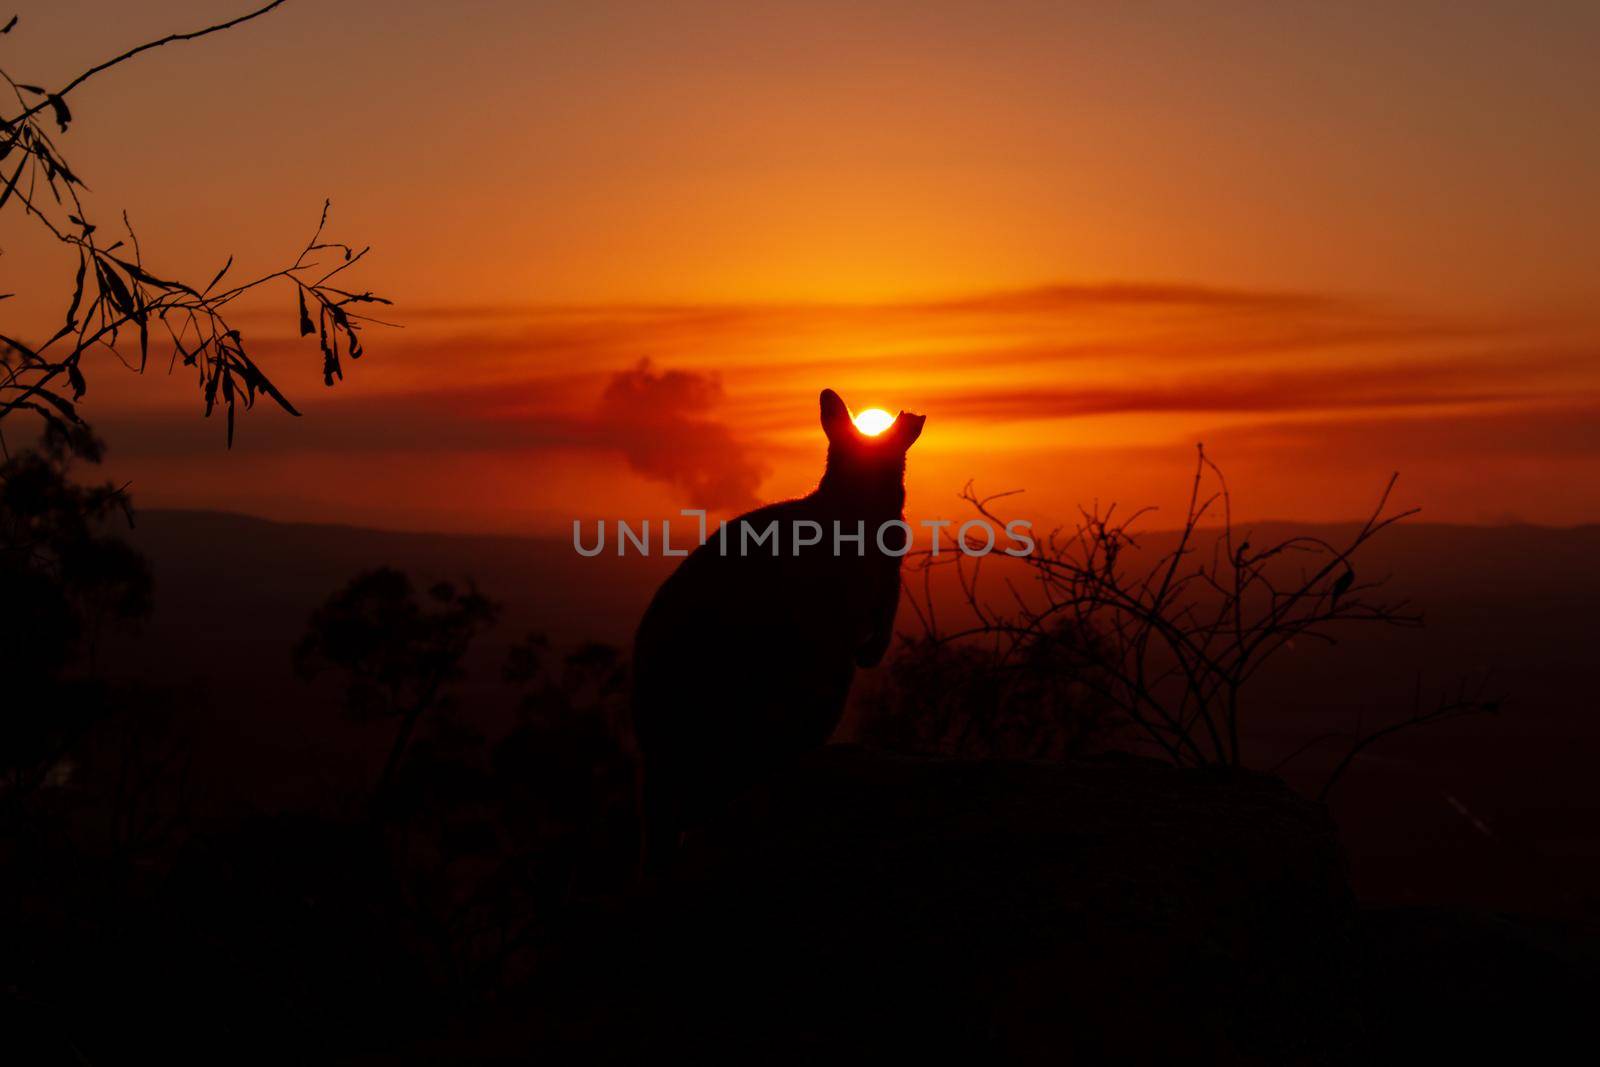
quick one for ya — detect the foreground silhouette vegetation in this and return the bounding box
[0,421,149,800]
[295,569,500,809]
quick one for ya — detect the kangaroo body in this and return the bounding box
[632,390,925,871]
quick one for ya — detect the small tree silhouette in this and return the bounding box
[857,620,1120,760]
[294,568,498,808]
[497,635,633,845]
[898,445,1498,794]
[0,2,389,448]
[0,421,150,799]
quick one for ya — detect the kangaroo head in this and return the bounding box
[817,388,925,508]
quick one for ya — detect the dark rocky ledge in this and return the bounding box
[432,745,1597,1063]
[488,746,1364,1061]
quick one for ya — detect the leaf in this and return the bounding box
[35,387,80,423]
[95,260,135,316]
[0,154,25,213]
[17,83,45,95]
[1330,567,1355,604]
[67,361,86,400]
[34,319,75,352]
[2,16,18,34]
[232,349,301,416]
[40,154,61,200]
[297,287,314,336]
[108,254,194,296]
[318,316,338,385]
[51,154,82,186]
[47,93,70,133]
[0,330,39,361]
[203,255,232,295]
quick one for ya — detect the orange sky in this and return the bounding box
[5,1,1599,532]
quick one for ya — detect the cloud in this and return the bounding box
[388,281,1340,324]
[588,358,768,511]
[591,359,766,511]
[96,283,1595,437]
[88,358,769,510]
[205,283,1561,431]
[911,347,1598,422]
[900,282,1341,315]
[342,282,1388,389]
[79,281,1600,530]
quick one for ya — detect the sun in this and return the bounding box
[853,408,896,436]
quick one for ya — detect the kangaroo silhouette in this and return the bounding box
[632,388,926,873]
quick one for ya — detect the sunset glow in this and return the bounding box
[853,408,897,437]
[2,1,1596,533]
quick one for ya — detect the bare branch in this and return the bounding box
[1,4,389,444]
[884,447,1468,780]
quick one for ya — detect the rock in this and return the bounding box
[514,745,1359,1063]
[1355,906,1600,1059]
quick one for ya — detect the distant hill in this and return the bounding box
[125,507,676,645]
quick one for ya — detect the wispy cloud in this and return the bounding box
[86,282,1600,526]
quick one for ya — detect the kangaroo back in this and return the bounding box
[632,389,925,872]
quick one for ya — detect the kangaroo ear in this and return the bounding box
[820,388,853,442]
[893,411,926,449]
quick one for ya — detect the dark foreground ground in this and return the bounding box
[14,510,1587,1061]
[7,746,1595,1062]
[417,747,1596,1063]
